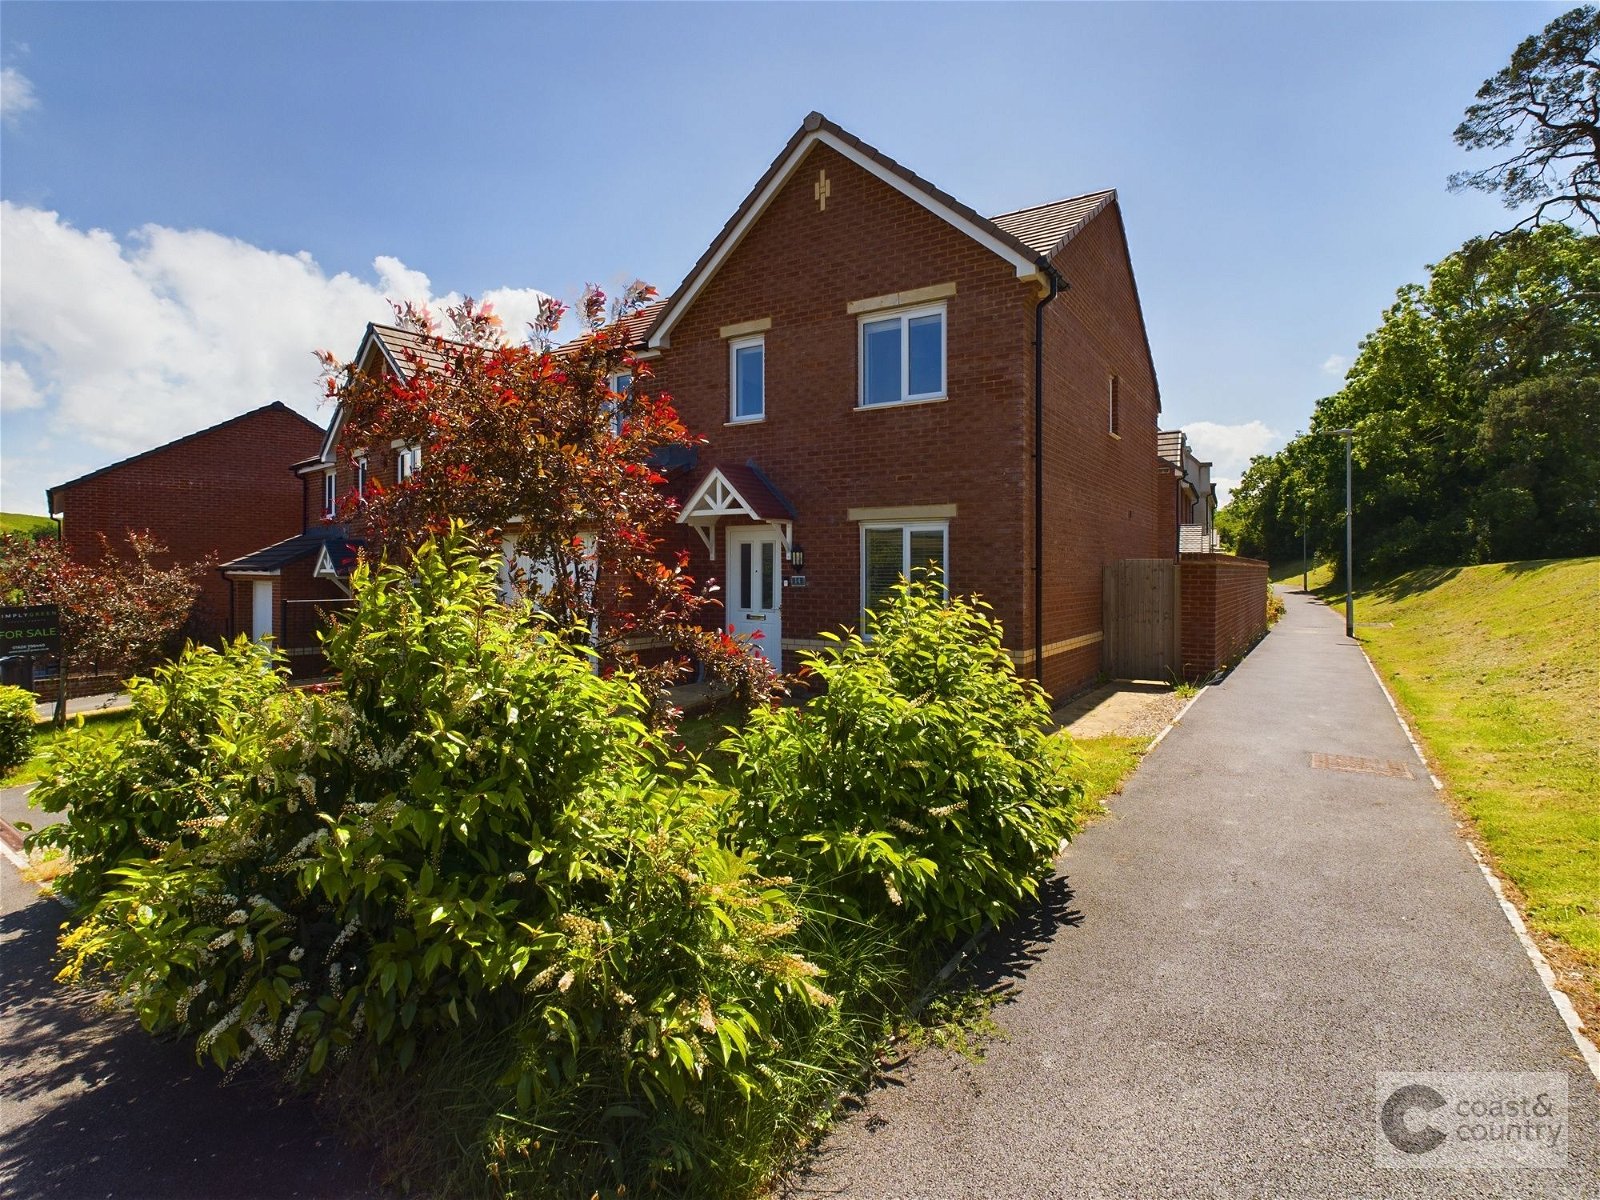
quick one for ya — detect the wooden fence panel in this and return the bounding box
[1103,558,1179,680]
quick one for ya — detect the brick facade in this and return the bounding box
[650,141,1034,672]
[1035,205,1167,695]
[647,131,1166,699]
[1178,553,1268,679]
[48,402,325,643]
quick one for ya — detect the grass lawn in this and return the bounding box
[0,512,56,537]
[4,709,136,786]
[1066,734,1147,816]
[1334,558,1599,1015]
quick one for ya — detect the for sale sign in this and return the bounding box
[0,605,61,658]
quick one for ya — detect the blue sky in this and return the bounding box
[0,1,1567,514]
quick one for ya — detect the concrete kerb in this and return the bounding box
[0,830,28,871]
[1354,637,1600,1083]
[1147,680,1207,751]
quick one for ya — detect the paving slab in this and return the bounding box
[1053,682,1186,740]
[788,590,1599,1199]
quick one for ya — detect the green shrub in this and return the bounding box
[28,638,287,904]
[0,684,34,775]
[730,577,1083,946]
[1267,581,1287,626]
[53,530,823,1195]
[45,537,1097,1199]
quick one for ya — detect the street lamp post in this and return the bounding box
[1332,428,1355,637]
[1302,506,1308,594]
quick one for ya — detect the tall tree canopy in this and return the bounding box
[1218,225,1600,574]
[1451,6,1600,232]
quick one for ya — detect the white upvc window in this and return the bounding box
[729,335,765,422]
[606,372,632,435]
[395,443,422,483]
[860,521,949,618]
[355,454,368,502]
[859,303,946,408]
[322,469,337,519]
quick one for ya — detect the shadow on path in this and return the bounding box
[810,875,1086,1138]
[0,899,379,1199]
[963,874,1084,993]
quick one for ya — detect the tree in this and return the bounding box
[0,531,207,724]
[322,284,772,706]
[1451,6,1600,232]
[1217,225,1600,574]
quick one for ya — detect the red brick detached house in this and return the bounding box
[46,401,325,643]
[260,112,1174,697]
[636,112,1167,697]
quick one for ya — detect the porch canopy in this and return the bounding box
[676,462,795,559]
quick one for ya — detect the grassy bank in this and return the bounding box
[0,512,55,537]
[1269,558,1335,590]
[1339,559,1598,1015]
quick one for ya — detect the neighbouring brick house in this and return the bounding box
[629,111,1170,697]
[217,324,439,672]
[1158,429,1219,554]
[46,401,326,646]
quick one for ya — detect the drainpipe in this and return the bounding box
[1033,262,1066,684]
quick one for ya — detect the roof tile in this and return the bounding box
[989,190,1117,259]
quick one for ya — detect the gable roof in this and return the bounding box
[219,526,358,575]
[991,190,1118,259]
[644,111,1063,350]
[552,298,670,357]
[317,322,469,464]
[47,401,324,514]
[362,322,457,377]
[679,462,796,524]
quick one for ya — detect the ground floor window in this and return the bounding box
[861,522,948,616]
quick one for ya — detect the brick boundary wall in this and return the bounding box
[1179,553,1268,680]
[24,672,124,705]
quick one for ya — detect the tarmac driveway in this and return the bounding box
[0,788,379,1199]
[788,590,1599,1199]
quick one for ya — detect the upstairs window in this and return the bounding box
[355,455,368,502]
[606,372,632,435]
[861,522,948,617]
[395,444,422,483]
[322,470,337,519]
[729,336,765,422]
[860,304,945,408]
[1108,375,1121,437]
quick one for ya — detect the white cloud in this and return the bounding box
[1180,419,1283,505]
[1,360,43,411]
[1321,353,1350,378]
[0,202,551,514]
[1,67,38,127]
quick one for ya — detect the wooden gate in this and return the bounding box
[1103,558,1179,680]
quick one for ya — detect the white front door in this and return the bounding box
[251,580,274,643]
[726,525,782,671]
